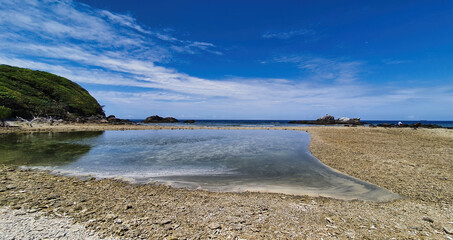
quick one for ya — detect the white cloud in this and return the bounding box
[272,56,363,83]
[0,0,451,119]
[0,0,220,56]
[90,84,453,120]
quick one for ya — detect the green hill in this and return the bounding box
[0,64,105,119]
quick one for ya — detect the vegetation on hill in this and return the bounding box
[0,64,105,119]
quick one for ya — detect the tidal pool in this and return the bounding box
[0,129,399,201]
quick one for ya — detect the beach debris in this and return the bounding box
[208,222,221,230]
[410,226,423,231]
[422,216,434,223]
[325,217,334,224]
[116,225,129,235]
[444,226,453,235]
[158,219,172,225]
[230,223,242,231]
[105,213,117,220]
[16,116,59,127]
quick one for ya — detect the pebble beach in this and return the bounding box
[1,124,452,239]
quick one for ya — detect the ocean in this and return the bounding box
[131,119,453,128]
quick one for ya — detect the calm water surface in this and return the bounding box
[133,119,453,128]
[0,130,399,201]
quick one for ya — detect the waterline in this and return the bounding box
[2,129,400,201]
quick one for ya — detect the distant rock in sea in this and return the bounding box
[143,115,179,123]
[106,115,132,125]
[289,114,364,125]
[183,120,195,124]
[376,122,442,129]
[337,116,361,124]
[316,114,336,124]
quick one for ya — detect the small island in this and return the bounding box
[289,114,364,125]
[143,115,179,123]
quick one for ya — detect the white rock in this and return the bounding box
[0,207,118,240]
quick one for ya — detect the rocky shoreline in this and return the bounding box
[0,125,452,239]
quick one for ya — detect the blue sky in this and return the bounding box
[1,0,452,120]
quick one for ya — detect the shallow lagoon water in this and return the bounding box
[0,130,399,201]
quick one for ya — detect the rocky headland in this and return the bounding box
[0,65,105,121]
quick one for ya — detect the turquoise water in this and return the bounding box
[0,130,399,201]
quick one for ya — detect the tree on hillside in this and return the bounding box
[0,64,105,119]
[0,106,12,127]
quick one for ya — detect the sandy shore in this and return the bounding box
[1,124,452,239]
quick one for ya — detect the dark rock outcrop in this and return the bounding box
[376,122,442,129]
[377,123,394,128]
[317,114,335,124]
[183,120,195,124]
[63,115,131,125]
[143,115,179,123]
[80,115,108,124]
[106,115,132,125]
[288,120,313,124]
[337,117,361,124]
[289,115,365,125]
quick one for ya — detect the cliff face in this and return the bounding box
[0,65,105,119]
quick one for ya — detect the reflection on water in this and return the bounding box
[0,130,400,201]
[0,131,103,166]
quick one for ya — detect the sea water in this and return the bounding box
[0,129,400,201]
[134,119,453,128]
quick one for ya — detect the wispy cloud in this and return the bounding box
[262,29,314,40]
[272,56,363,83]
[91,84,453,120]
[0,0,451,120]
[0,0,220,61]
[382,59,412,65]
